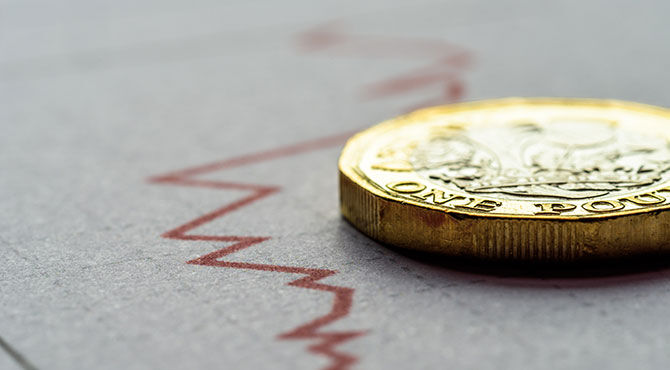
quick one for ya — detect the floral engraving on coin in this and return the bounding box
[410,119,670,200]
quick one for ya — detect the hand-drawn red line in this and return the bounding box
[149,131,365,370]
[150,22,474,370]
[298,22,470,61]
[297,22,473,111]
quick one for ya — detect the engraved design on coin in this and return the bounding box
[340,99,670,259]
[408,119,670,200]
[353,100,670,218]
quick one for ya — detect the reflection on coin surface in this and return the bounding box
[339,98,670,261]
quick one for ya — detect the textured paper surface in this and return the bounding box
[3,1,670,369]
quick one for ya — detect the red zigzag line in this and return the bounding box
[297,22,473,110]
[148,131,365,370]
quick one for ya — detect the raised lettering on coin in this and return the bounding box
[412,188,465,205]
[455,198,502,212]
[534,203,577,215]
[582,200,625,213]
[340,98,670,260]
[386,181,426,194]
[620,192,666,206]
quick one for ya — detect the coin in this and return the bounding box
[339,98,670,261]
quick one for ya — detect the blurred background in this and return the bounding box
[4,0,669,161]
[3,1,670,369]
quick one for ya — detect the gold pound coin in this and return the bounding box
[339,98,670,261]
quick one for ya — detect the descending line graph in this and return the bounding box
[149,132,365,370]
[148,22,472,370]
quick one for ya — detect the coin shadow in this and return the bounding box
[336,219,670,289]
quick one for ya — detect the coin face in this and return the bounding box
[339,98,670,260]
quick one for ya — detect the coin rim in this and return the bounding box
[339,97,670,220]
